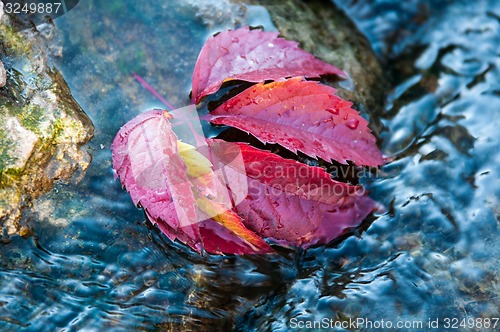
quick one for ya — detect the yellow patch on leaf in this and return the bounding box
[177,140,271,253]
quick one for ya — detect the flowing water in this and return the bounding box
[1,0,499,330]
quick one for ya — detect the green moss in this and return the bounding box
[0,128,16,171]
[0,167,24,187]
[0,127,24,186]
[49,117,69,142]
[0,24,31,57]
[15,104,47,135]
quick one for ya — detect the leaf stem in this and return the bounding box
[132,73,177,110]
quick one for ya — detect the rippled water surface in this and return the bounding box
[1,0,499,330]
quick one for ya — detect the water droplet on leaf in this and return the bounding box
[326,106,340,115]
[346,119,359,130]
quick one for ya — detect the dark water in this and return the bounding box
[1,0,499,330]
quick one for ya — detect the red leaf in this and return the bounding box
[208,140,377,248]
[111,110,272,254]
[208,77,384,166]
[111,110,202,249]
[191,26,346,103]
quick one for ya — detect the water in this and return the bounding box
[1,0,499,330]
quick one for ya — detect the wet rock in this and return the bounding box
[0,60,5,87]
[0,7,94,235]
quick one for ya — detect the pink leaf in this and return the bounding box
[192,26,346,103]
[208,77,384,166]
[208,140,377,248]
[111,110,202,249]
[111,110,272,255]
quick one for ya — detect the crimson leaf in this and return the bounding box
[191,26,345,103]
[208,77,384,166]
[111,110,272,254]
[208,139,377,248]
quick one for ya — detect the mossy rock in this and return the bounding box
[0,7,94,235]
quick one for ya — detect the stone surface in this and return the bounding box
[0,60,5,88]
[0,7,94,235]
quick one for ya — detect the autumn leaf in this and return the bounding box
[111,109,202,249]
[111,110,272,254]
[208,77,384,166]
[208,140,377,248]
[191,26,346,103]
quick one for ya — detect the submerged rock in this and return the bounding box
[0,7,94,235]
